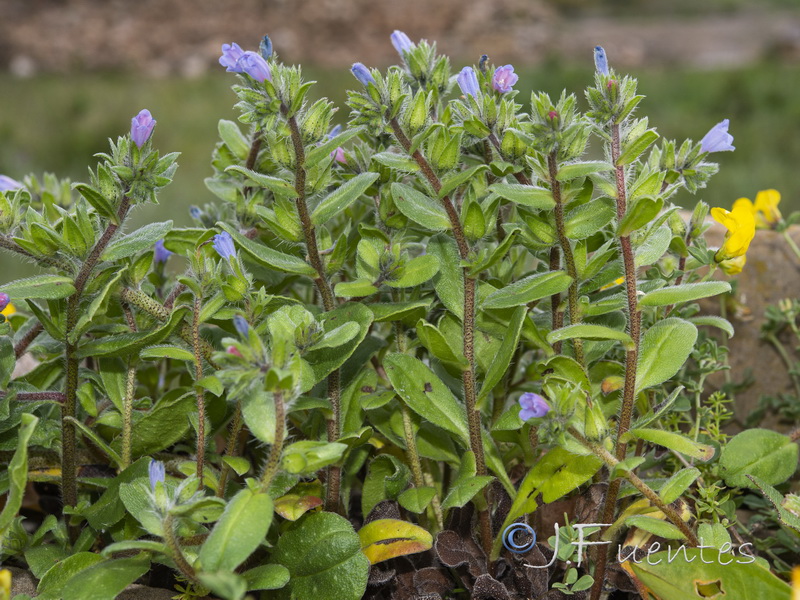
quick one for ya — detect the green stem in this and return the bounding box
[765,333,800,398]
[163,513,196,581]
[216,402,244,498]
[394,319,425,490]
[783,230,800,262]
[260,390,286,491]
[121,360,135,469]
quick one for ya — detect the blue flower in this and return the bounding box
[700,119,735,153]
[219,43,246,72]
[594,46,609,75]
[391,30,414,56]
[130,109,156,148]
[518,392,550,420]
[0,175,23,192]
[189,205,202,220]
[213,231,236,260]
[236,51,272,82]
[233,315,250,337]
[351,63,376,87]
[457,66,480,97]
[148,459,165,491]
[153,240,172,265]
[327,124,343,140]
[259,35,273,60]
[492,65,518,93]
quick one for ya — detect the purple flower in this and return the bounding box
[700,119,735,153]
[457,66,480,97]
[154,240,172,265]
[233,315,250,337]
[351,63,376,87]
[259,35,273,60]
[148,459,165,491]
[219,43,246,72]
[518,392,550,420]
[236,51,272,82]
[327,124,343,140]
[331,147,346,164]
[0,175,23,192]
[594,46,609,75]
[391,30,414,56]
[213,231,236,260]
[189,205,202,220]
[0,292,9,312]
[131,109,156,148]
[492,65,518,93]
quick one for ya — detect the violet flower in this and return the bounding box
[148,459,165,491]
[0,292,9,312]
[236,51,272,82]
[700,119,735,153]
[331,147,346,164]
[213,231,236,260]
[233,315,250,337]
[219,43,246,72]
[351,63,376,87]
[457,66,480,97]
[391,30,414,56]
[492,65,518,93]
[328,124,343,139]
[131,109,156,148]
[594,46,609,75]
[153,240,172,265]
[518,392,550,420]
[0,175,23,192]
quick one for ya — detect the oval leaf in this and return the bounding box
[359,519,433,565]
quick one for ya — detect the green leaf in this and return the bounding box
[243,564,290,591]
[196,375,224,396]
[618,197,663,236]
[634,224,671,267]
[362,454,411,516]
[638,281,731,308]
[217,222,316,276]
[371,151,420,172]
[547,324,633,347]
[564,198,616,239]
[1,275,75,300]
[428,234,463,318]
[225,165,298,198]
[628,428,714,461]
[616,129,659,166]
[397,487,437,514]
[102,221,172,260]
[368,300,430,323]
[198,488,274,572]
[335,279,379,298]
[110,389,195,458]
[282,441,348,474]
[441,451,494,510]
[307,303,373,388]
[556,161,613,181]
[386,254,440,288]
[439,165,488,199]
[82,458,150,530]
[625,515,686,540]
[478,306,526,405]
[719,429,799,488]
[73,183,116,221]
[636,318,698,392]
[306,127,362,165]
[272,512,369,600]
[311,172,379,225]
[218,119,250,159]
[489,183,555,210]
[391,182,451,231]
[37,553,107,600]
[0,413,37,535]
[359,518,433,565]
[747,475,800,534]
[242,388,277,445]
[659,467,701,504]
[60,557,150,600]
[384,353,469,443]
[0,337,14,391]
[482,271,572,310]
[101,540,169,557]
[197,571,247,600]
[140,345,195,361]
[70,269,125,343]
[416,319,468,369]
[688,315,735,338]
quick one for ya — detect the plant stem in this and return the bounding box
[0,235,73,271]
[783,230,800,262]
[260,390,285,490]
[765,333,800,398]
[591,124,642,600]
[191,296,206,489]
[1,391,65,402]
[216,401,244,498]
[394,319,425,489]
[121,360,135,469]
[163,513,196,581]
[548,152,584,365]
[389,116,492,559]
[62,196,130,510]
[14,322,43,358]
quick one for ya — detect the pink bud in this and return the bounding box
[548,110,559,120]
[227,346,243,358]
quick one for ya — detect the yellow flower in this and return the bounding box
[1,302,15,317]
[0,569,9,600]
[710,203,756,262]
[732,189,781,229]
[719,254,746,275]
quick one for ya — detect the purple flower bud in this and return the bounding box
[390,30,414,56]
[259,35,273,60]
[189,205,202,220]
[227,345,243,358]
[457,66,480,98]
[0,175,23,192]
[351,63,376,87]
[492,65,518,93]
[331,147,346,164]
[478,54,489,74]
[518,392,550,420]
[219,43,246,72]
[700,119,735,153]
[327,124,343,140]
[213,231,236,260]
[149,459,165,491]
[131,109,156,148]
[236,51,272,82]
[153,240,172,265]
[233,315,250,337]
[594,46,609,75]
[0,292,9,312]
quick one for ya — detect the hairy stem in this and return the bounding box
[192,296,206,489]
[0,235,72,271]
[121,360,135,469]
[260,390,286,490]
[1,391,65,402]
[14,322,43,358]
[216,401,244,498]
[163,513,196,580]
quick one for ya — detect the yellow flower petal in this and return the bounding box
[719,254,746,275]
[754,188,781,225]
[1,302,15,316]
[732,197,755,215]
[711,204,756,262]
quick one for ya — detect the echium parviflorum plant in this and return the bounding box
[0,32,796,600]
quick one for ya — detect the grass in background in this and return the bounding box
[0,61,798,283]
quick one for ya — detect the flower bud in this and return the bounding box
[0,292,9,313]
[213,231,237,260]
[130,109,156,148]
[456,66,480,97]
[700,119,735,153]
[189,206,202,220]
[331,147,346,164]
[492,65,518,93]
[518,392,550,420]
[390,30,414,56]
[236,51,272,82]
[233,315,250,337]
[351,62,376,87]
[153,240,172,265]
[148,459,165,492]
[259,35,274,60]
[594,46,609,75]
[227,345,243,358]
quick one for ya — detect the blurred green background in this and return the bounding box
[1,0,799,284]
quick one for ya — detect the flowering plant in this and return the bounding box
[0,33,795,600]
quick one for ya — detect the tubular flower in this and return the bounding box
[148,459,165,491]
[594,46,609,75]
[390,30,414,56]
[131,109,156,148]
[700,119,735,153]
[0,175,23,192]
[518,392,551,420]
[153,240,172,265]
[219,43,246,72]
[492,65,518,93]
[236,51,272,82]
[719,255,746,276]
[351,63,376,87]
[733,189,781,229]
[456,66,480,97]
[213,231,237,260]
[710,203,756,263]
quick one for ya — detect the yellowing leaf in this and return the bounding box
[358,519,433,565]
[274,494,323,521]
